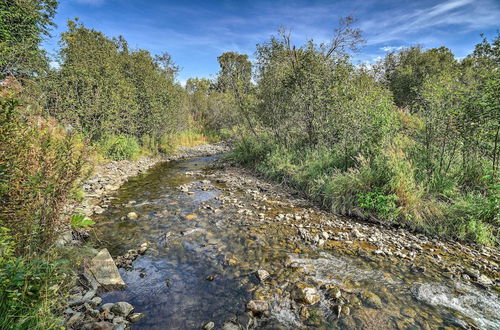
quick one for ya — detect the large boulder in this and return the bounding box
[86,249,125,291]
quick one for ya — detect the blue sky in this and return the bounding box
[44,0,500,84]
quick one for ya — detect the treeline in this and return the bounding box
[45,20,189,151]
[229,22,499,245]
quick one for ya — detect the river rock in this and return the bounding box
[203,321,215,330]
[90,296,102,307]
[246,300,269,314]
[477,274,493,286]
[82,321,114,330]
[66,312,84,327]
[237,313,254,329]
[101,303,115,311]
[112,316,125,324]
[362,291,383,309]
[138,242,150,254]
[111,302,134,317]
[400,307,416,318]
[222,322,240,330]
[127,212,138,220]
[292,282,320,305]
[112,323,126,330]
[257,269,270,282]
[86,249,125,291]
[128,312,145,323]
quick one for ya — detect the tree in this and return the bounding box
[216,52,252,93]
[0,0,57,78]
[46,20,137,139]
[381,46,457,109]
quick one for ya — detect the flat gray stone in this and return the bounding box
[86,249,125,291]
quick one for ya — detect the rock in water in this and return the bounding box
[246,300,269,314]
[222,322,240,330]
[128,312,145,323]
[127,212,138,220]
[477,274,493,286]
[86,249,125,291]
[257,269,270,282]
[362,291,383,309]
[203,321,215,330]
[292,282,321,305]
[111,302,134,317]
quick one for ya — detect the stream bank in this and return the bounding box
[64,145,499,329]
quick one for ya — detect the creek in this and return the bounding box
[94,155,500,329]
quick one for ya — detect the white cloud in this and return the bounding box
[380,46,405,52]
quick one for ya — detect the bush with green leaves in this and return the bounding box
[98,135,141,161]
[45,20,188,146]
[0,93,86,252]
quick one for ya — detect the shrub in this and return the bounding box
[357,191,399,222]
[99,135,141,161]
[0,95,86,252]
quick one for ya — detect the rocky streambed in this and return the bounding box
[65,146,499,329]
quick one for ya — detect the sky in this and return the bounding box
[43,0,500,84]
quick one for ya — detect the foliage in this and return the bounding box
[0,227,65,330]
[0,93,86,252]
[216,52,252,93]
[379,46,458,108]
[357,191,399,222]
[70,213,95,229]
[45,20,188,144]
[0,0,57,78]
[232,26,499,245]
[185,78,239,133]
[98,135,141,161]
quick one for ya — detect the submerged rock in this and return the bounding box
[361,291,383,309]
[127,212,138,220]
[246,299,269,315]
[257,269,270,282]
[203,321,215,330]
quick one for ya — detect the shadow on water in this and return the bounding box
[94,155,500,329]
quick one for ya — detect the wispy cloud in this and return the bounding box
[361,0,499,45]
[75,0,105,6]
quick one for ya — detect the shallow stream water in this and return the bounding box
[94,155,500,329]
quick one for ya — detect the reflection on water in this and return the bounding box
[94,155,500,329]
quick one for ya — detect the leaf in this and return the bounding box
[70,213,95,229]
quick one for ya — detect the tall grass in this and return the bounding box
[0,92,86,328]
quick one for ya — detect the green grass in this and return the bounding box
[97,134,141,161]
